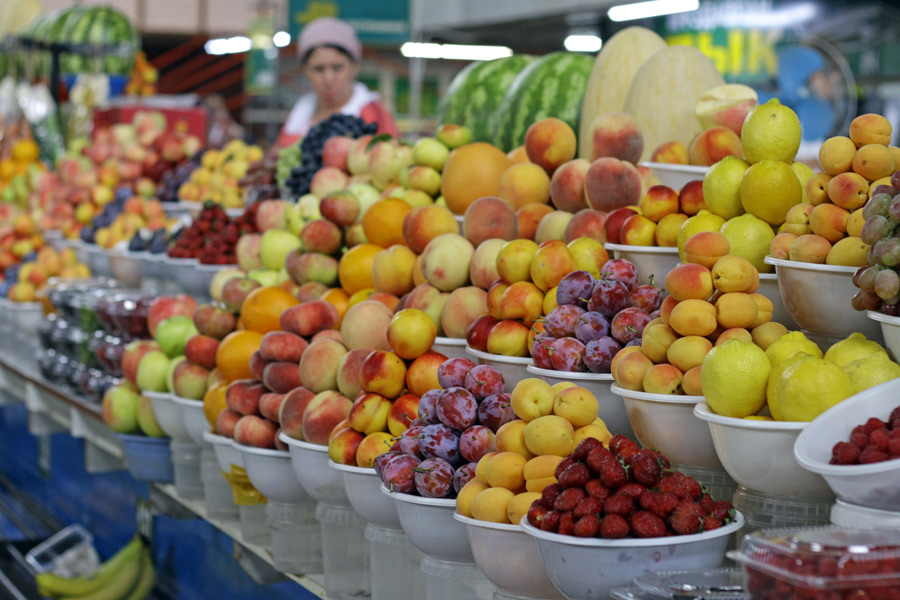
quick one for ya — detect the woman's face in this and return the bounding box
[303,46,357,108]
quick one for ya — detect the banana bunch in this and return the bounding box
[35,536,155,600]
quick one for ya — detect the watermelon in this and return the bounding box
[17,9,63,80]
[437,55,535,143]
[492,52,594,152]
[52,6,140,75]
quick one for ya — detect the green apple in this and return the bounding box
[136,351,171,393]
[101,384,141,433]
[165,355,186,393]
[412,137,450,171]
[436,124,473,149]
[248,268,280,287]
[284,203,304,236]
[259,229,302,271]
[155,315,198,358]
[297,194,322,220]
[347,183,380,220]
[137,394,166,437]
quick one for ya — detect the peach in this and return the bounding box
[619,214,656,246]
[694,84,758,135]
[563,208,607,243]
[524,117,577,173]
[259,331,308,363]
[769,232,797,260]
[498,163,551,210]
[678,180,706,215]
[321,190,361,228]
[827,172,869,211]
[225,379,265,416]
[688,126,742,167]
[420,233,475,291]
[340,300,393,352]
[849,113,892,148]
[640,323,679,363]
[402,204,459,254]
[665,263,714,301]
[469,238,505,290]
[549,159,590,212]
[805,172,832,206]
[234,415,278,449]
[335,348,372,400]
[714,292,759,330]
[486,319,530,357]
[587,112,643,164]
[659,295,678,325]
[584,157,642,212]
[405,351,446,397]
[496,239,539,284]
[666,335,713,372]
[348,392,392,434]
[262,361,303,394]
[371,244,417,296]
[301,390,353,446]
[278,387,317,439]
[463,196,518,246]
[359,350,407,399]
[387,393,421,436]
[498,281,544,327]
[669,299,718,337]
[567,237,609,278]
[534,210,574,244]
[298,338,348,393]
[852,144,894,181]
[809,203,850,243]
[300,219,343,255]
[655,213,689,248]
[440,286,489,339]
[328,426,366,465]
[818,136,856,175]
[711,255,757,293]
[749,292,774,328]
[184,335,219,370]
[404,283,449,335]
[789,234,832,264]
[388,308,437,360]
[285,251,339,287]
[783,203,814,236]
[249,351,270,382]
[486,280,508,319]
[280,300,339,338]
[613,350,654,391]
[530,241,577,292]
[516,204,555,240]
[412,255,427,287]
[642,363,684,395]
[639,185,679,223]
[216,409,241,438]
[258,392,286,423]
[684,231,730,269]
[650,140,690,165]
[312,330,343,344]
[603,206,640,245]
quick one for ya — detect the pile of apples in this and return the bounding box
[2,245,90,302]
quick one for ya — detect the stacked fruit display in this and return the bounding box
[80,193,170,247]
[166,202,258,264]
[605,181,707,247]
[125,51,159,97]
[177,140,263,209]
[2,246,89,301]
[851,170,900,314]
[102,382,165,437]
[0,213,52,276]
[0,139,45,208]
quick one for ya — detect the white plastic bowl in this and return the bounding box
[432,336,468,360]
[757,273,798,330]
[171,395,208,446]
[455,214,464,235]
[521,511,743,600]
[611,383,720,469]
[830,499,900,528]
[187,263,235,302]
[137,252,166,282]
[465,347,530,393]
[203,429,244,471]
[278,432,350,506]
[7,301,46,339]
[794,377,900,512]
[867,311,900,362]
[604,243,681,287]
[165,257,200,291]
[454,513,564,599]
[146,391,191,442]
[382,487,473,562]
[329,461,400,529]
[764,256,882,347]
[694,401,833,498]
[233,440,309,504]
[527,365,634,440]
[84,244,113,278]
[162,201,195,219]
[108,249,142,288]
[641,162,709,191]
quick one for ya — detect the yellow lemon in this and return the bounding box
[720,213,776,273]
[765,331,823,367]
[791,161,815,203]
[741,98,802,164]
[677,210,726,262]
[843,352,900,394]
[701,339,771,418]
[740,159,803,227]
[824,332,887,368]
[703,156,749,220]
[767,354,853,421]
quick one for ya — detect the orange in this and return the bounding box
[239,286,298,334]
[216,329,263,382]
[203,381,229,428]
[362,198,411,247]
[338,243,383,295]
[320,287,350,329]
[440,142,513,215]
[12,139,39,163]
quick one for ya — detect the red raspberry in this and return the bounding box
[851,424,867,436]
[864,417,888,433]
[889,405,900,424]
[559,511,576,536]
[617,482,647,499]
[640,491,679,519]
[557,462,591,489]
[702,516,722,531]
[851,431,870,449]
[892,419,900,432]
[540,483,563,508]
[630,510,668,538]
[603,494,635,517]
[540,510,560,533]
[587,447,628,489]
[554,457,576,480]
[889,437,900,457]
[831,441,861,465]
[585,479,611,500]
[573,514,601,538]
[628,450,663,487]
[573,496,604,519]
[668,500,703,535]
[869,429,891,452]
[599,514,630,539]
[608,435,640,461]
[527,503,549,528]
[860,447,889,464]
[571,437,603,463]
[554,488,587,512]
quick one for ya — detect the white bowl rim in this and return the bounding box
[142,253,166,262]
[143,390,174,401]
[380,484,456,506]
[640,162,710,175]
[6,300,44,311]
[466,346,531,364]
[610,382,703,405]
[763,256,858,273]
[693,401,808,431]
[202,429,232,446]
[277,431,327,452]
[170,394,203,407]
[328,459,378,475]
[867,310,900,325]
[433,336,467,346]
[519,511,744,547]
[526,364,613,381]
[454,511,521,532]
[163,256,199,265]
[603,242,680,254]
[231,438,290,458]
[195,262,239,271]
[758,273,777,280]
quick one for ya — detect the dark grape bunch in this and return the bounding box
[851,171,900,315]
[284,114,377,199]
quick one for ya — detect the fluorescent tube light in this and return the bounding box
[609,0,700,22]
[400,42,513,61]
[564,34,602,52]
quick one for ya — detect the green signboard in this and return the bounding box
[288,0,409,46]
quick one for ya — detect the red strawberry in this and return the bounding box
[540,510,561,533]
[681,474,703,500]
[554,488,587,512]
[698,494,716,514]
[608,435,640,461]
[708,500,735,522]
[540,483,563,508]
[630,510,668,538]
[702,516,722,531]
[599,514,630,539]
[587,447,628,489]
[527,503,549,528]
[617,482,647,500]
[573,495,604,518]
[573,514,601,538]
[585,479,611,500]
[831,441,860,465]
[640,491,679,520]
[603,494,635,517]
[668,500,703,535]
[554,457,576,480]
[571,437,603,463]
[559,511,576,536]
[558,462,591,489]
[628,450,663,487]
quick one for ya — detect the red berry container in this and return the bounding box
[730,526,900,599]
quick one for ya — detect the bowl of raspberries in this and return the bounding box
[521,435,743,600]
[794,377,900,512]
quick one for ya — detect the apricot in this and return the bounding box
[715,327,752,346]
[659,295,678,326]
[613,350,654,391]
[665,263,714,301]
[682,365,703,395]
[826,236,869,267]
[642,363,684,395]
[711,255,758,293]
[849,113,892,148]
[666,335,713,373]
[783,203,814,236]
[684,231,730,269]
[809,203,849,243]
[750,321,788,350]
[640,323,679,364]
[749,293,774,328]
[805,172,832,206]
[715,292,759,330]
[827,172,869,211]
[669,299,718,337]
[789,233,832,264]
[769,232,797,260]
[818,136,855,176]
[851,144,895,182]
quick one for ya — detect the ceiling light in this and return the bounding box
[400,42,513,61]
[273,31,291,47]
[565,34,602,52]
[608,0,700,22]
[204,36,251,55]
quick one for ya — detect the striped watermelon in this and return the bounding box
[492,52,594,152]
[437,55,535,143]
[17,9,63,80]
[53,6,140,75]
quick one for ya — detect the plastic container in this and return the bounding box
[730,526,900,599]
[613,384,720,469]
[732,486,832,538]
[693,401,834,498]
[366,524,426,600]
[521,512,744,600]
[7,300,47,340]
[238,503,270,547]
[236,441,308,504]
[25,524,100,577]
[603,243,681,287]
[170,395,208,446]
[465,347,530,393]
[454,513,564,599]
[764,256,882,347]
[267,500,322,575]
[793,377,900,511]
[431,336,468,360]
[528,366,633,440]
[383,487,473,563]
[868,310,900,361]
[330,461,400,528]
[146,392,191,442]
[420,557,495,600]
[201,444,239,521]
[279,432,349,506]
[757,273,797,330]
[611,568,746,600]
[640,162,708,191]
[674,464,737,505]
[85,245,113,278]
[316,502,370,600]
[171,439,204,500]
[117,433,174,483]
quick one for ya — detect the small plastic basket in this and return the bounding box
[25,524,99,577]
